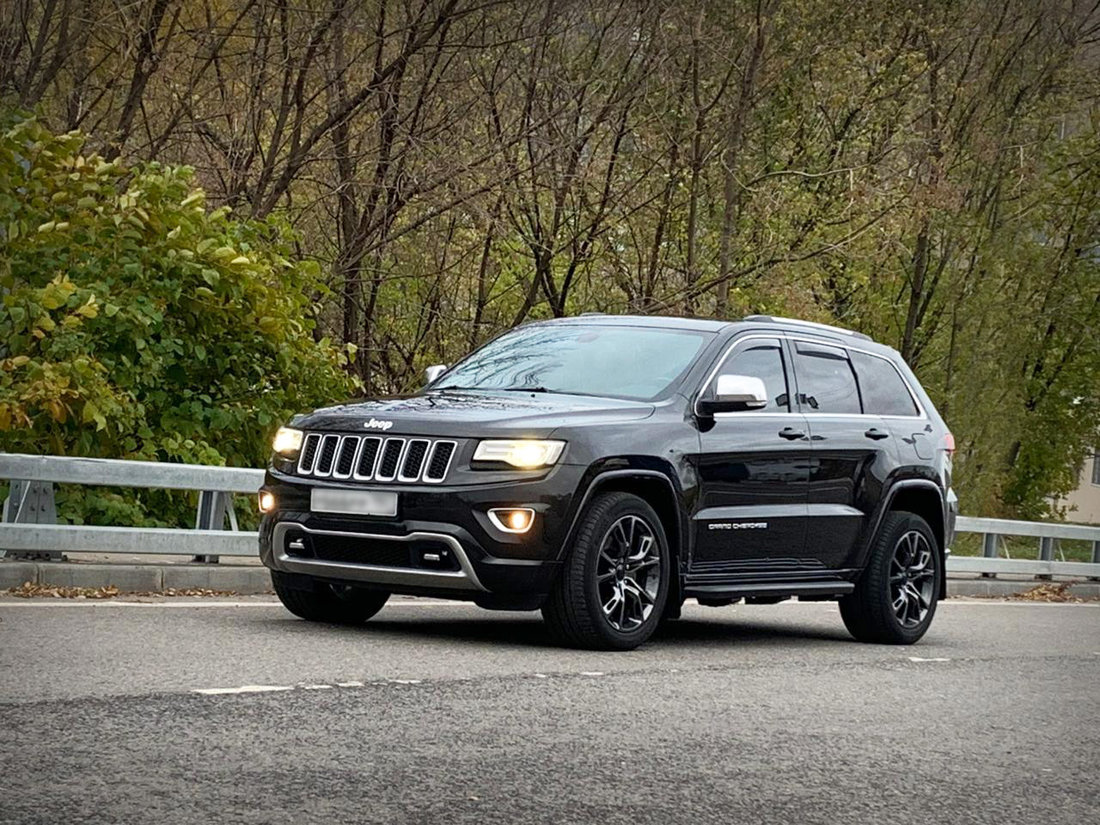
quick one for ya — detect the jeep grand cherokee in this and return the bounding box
[259,314,957,650]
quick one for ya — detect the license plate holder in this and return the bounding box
[310,488,398,518]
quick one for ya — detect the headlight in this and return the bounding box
[272,426,304,456]
[472,439,565,468]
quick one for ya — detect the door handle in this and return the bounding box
[864,428,889,440]
[778,427,805,440]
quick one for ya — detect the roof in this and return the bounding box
[536,314,732,333]
[538,313,873,341]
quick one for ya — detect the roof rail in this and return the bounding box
[743,314,872,341]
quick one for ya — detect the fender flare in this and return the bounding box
[864,478,948,599]
[556,468,685,564]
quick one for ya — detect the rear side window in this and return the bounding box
[715,339,789,412]
[850,351,920,416]
[792,342,861,414]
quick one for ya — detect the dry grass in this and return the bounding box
[4,581,247,599]
[1004,582,1096,603]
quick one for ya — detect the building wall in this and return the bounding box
[1059,452,1100,524]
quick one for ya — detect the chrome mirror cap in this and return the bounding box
[714,374,768,409]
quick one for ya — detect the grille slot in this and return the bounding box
[376,438,406,481]
[424,441,456,482]
[314,435,339,477]
[333,437,359,479]
[399,439,430,481]
[354,437,382,479]
[294,434,457,483]
[297,434,321,474]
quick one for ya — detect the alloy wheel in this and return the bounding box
[889,530,936,628]
[595,515,662,632]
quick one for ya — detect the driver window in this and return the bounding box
[713,339,790,412]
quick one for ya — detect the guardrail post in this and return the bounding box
[1037,535,1056,580]
[191,491,231,564]
[980,533,999,578]
[1091,541,1100,582]
[1,480,63,561]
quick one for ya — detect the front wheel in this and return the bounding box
[272,571,390,625]
[840,511,941,644]
[542,492,670,651]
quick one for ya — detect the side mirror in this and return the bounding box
[698,374,768,415]
[424,364,448,385]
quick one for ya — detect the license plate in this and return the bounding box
[310,488,398,517]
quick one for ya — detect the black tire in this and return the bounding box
[272,571,390,625]
[840,511,941,644]
[542,492,670,651]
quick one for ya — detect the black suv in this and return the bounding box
[259,314,957,650]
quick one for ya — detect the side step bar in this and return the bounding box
[684,581,855,600]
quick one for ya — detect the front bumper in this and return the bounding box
[258,465,584,602]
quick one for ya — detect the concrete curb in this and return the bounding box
[3,560,1099,598]
[0,561,272,594]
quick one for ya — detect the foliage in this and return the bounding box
[2,0,1099,519]
[0,113,357,525]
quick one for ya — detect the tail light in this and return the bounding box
[944,432,956,454]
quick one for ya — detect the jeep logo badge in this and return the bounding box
[362,418,394,431]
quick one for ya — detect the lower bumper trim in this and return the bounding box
[270,522,487,592]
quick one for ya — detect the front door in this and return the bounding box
[692,336,812,571]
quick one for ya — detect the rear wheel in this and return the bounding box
[272,571,390,625]
[840,511,940,644]
[542,492,670,651]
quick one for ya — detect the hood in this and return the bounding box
[291,390,655,437]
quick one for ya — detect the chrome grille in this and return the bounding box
[296,434,456,484]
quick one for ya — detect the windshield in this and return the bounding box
[432,323,711,401]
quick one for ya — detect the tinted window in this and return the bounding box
[793,342,861,414]
[850,351,919,416]
[715,339,789,412]
[434,324,710,401]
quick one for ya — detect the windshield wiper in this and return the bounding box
[431,385,557,394]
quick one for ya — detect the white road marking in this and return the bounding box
[302,684,334,690]
[336,681,365,687]
[192,685,293,695]
[580,671,605,677]
[390,679,422,685]
[908,656,951,663]
[533,673,548,679]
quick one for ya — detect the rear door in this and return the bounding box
[788,339,897,570]
[692,336,812,569]
[847,349,927,459]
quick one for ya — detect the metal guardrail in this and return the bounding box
[952,515,1100,579]
[1,453,264,560]
[1,453,1099,578]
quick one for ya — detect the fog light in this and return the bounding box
[488,507,535,534]
[258,492,276,513]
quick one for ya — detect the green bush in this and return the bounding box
[0,113,357,526]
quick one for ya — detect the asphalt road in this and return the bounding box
[1,597,1097,825]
